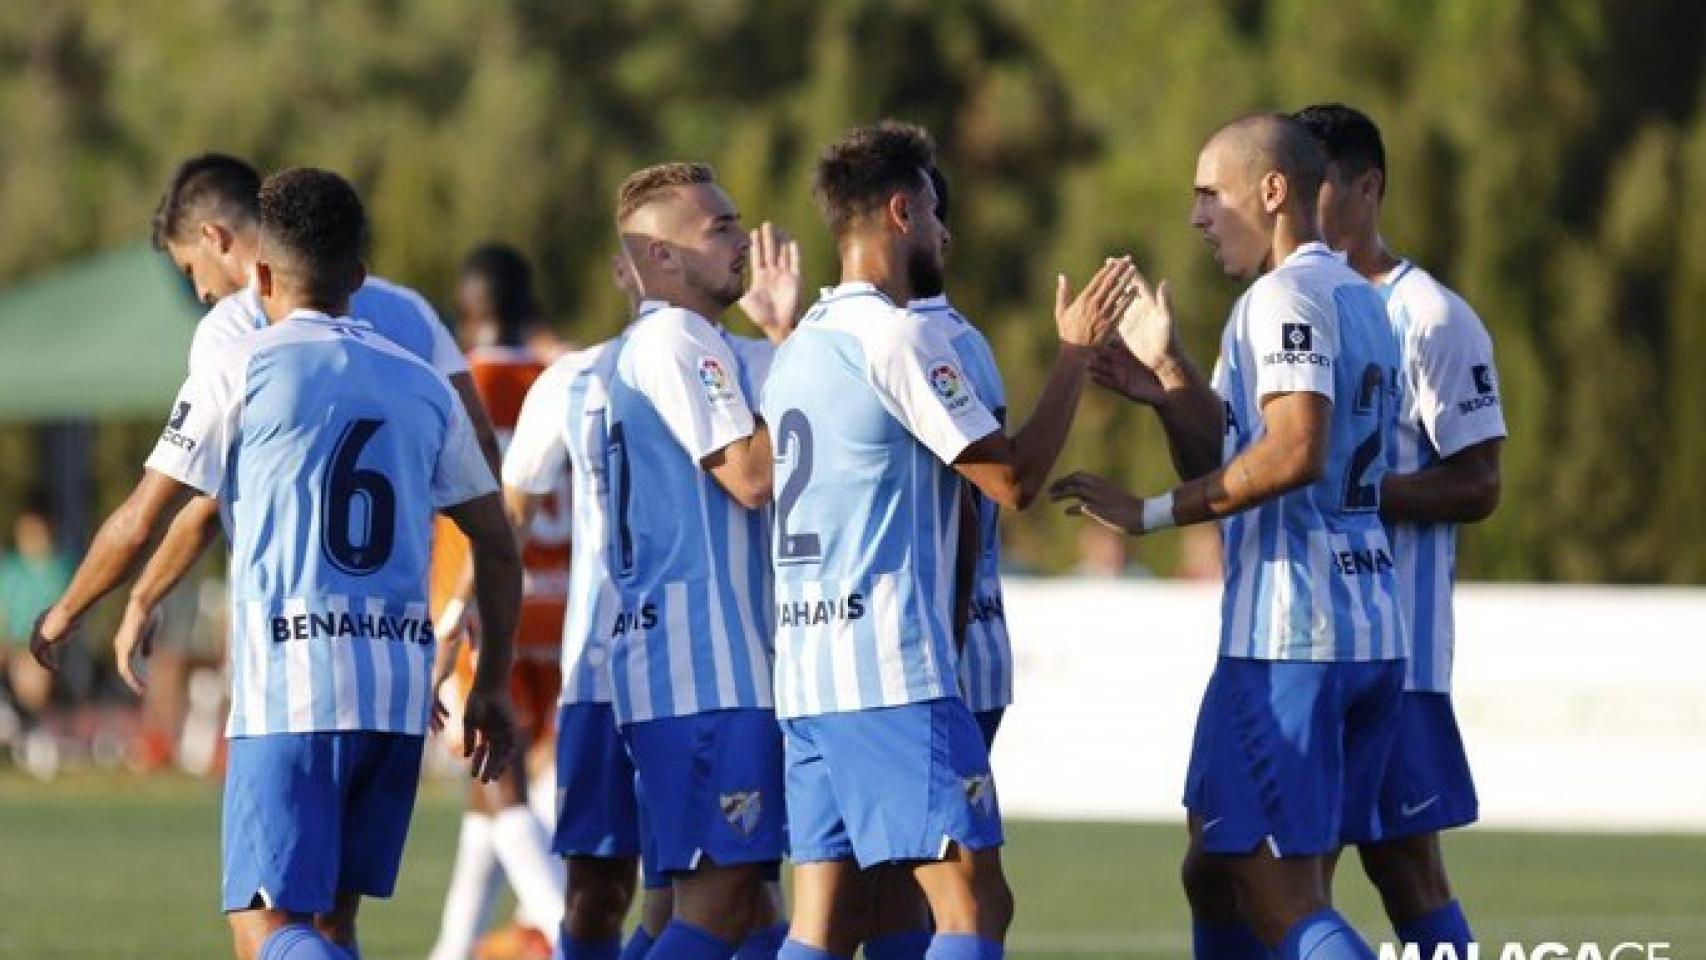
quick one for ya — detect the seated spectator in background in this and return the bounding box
[0,499,72,774]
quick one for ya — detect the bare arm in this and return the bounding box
[111,495,222,693]
[954,259,1140,510]
[443,491,523,781]
[451,372,504,477]
[1381,437,1502,524]
[702,421,774,509]
[1093,345,1225,480]
[32,470,196,668]
[1050,392,1330,534]
[126,496,221,615]
[1090,273,1225,480]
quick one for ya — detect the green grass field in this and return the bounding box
[2,775,1702,959]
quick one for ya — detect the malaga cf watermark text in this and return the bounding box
[1379,943,1672,960]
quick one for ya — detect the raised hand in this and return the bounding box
[1090,341,1167,406]
[1049,471,1145,536]
[739,221,804,344]
[113,603,163,696]
[1117,269,1179,370]
[1055,256,1139,347]
[462,683,518,783]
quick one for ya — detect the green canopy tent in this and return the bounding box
[0,243,200,421]
[0,243,201,549]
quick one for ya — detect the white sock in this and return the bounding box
[426,813,503,960]
[492,804,567,941]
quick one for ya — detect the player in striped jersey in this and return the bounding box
[1053,115,1404,960]
[501,258,645,960]
[601,162,801,960]
[766,122,1136,960]
[909,166,1013,747]
[31,169,520,960]
[425,245,567,960]
[1296,103,1506,959]
[81,154,506,700]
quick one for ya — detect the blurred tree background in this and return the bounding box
[0,0,1701,582]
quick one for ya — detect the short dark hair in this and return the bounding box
[813,121,936,239]
[616,162,716,225]
[150,153,261,250]
[1292,103,1387,195]
[257,168,367,305]
[927,165,950,224]
[461,243,537,341]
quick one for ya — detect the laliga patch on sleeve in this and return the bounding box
[927,359,976,414]
[697,355,740,406]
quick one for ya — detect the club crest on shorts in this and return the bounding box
[962,773,996,817]
[698,355,737,404]
[929,361,972,412]
[720,790,763,835]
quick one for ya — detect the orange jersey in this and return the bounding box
[430,346,572,652]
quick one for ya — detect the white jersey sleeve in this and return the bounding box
[421,305,470,378]
[1248,279,1337,401]
[433,388,500,508]
[1407,294,1507,458]
[864,312,1001,465]
[146,345,247,495]
[187,288,265,374]
[502,364,573,495]
[365,276,468,378]
[633,311,756,462]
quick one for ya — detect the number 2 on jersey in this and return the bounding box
[1341,363,1387,512]
[775,409,821,565]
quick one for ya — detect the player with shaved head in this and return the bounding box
[1056,113,1405,959]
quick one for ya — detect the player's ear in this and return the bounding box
[887,190,912,235]
[254,260,274,299]
[1363,168,1384,203]
[650,238,680,274]
[199,221,232,254]
[1260,170,1288,215]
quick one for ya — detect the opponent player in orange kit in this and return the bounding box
[427,245,571,960]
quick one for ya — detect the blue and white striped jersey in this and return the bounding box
[1379,261,1507,692]
[762,283,1001,719]
[910,294,1012,713]
[188,277,467,378]
[502,333,628,706]
[146,311,497,737]
[1210,243,1405,662]
[602,302,774,725]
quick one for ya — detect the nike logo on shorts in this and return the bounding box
[1400,795,1440,818]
